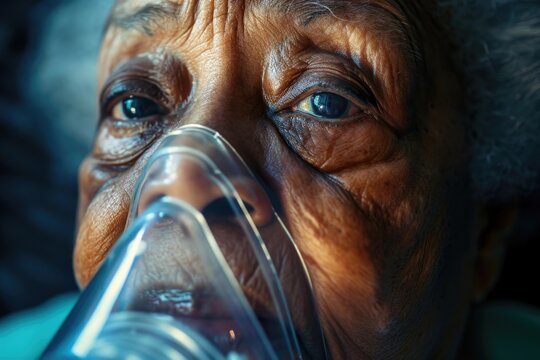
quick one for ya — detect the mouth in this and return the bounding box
[128,286,289,356]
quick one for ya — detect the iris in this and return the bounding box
[121,96,162,119]
[310,92,349,118]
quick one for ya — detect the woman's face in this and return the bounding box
[75,0,477,357]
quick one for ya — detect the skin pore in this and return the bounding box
[74,0,508,358]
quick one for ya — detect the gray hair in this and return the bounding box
[439,0,540,201]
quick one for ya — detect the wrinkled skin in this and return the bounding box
[74,0,510,358]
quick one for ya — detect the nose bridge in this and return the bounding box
[184,78,260,147]
[178,34,263,152]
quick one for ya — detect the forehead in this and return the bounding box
[108,0,424,36]
[112,0,417,14]
[104,0,427,75]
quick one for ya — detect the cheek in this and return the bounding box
[74,167,133,288]
[267,134,467,357]
[274,163,390,352]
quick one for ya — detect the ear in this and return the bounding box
[472,204,518,303]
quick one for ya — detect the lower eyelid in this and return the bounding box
[272,112,399,174]
[92,117,166,164]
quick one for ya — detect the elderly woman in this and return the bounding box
[1,0,539,359]
[64,0,540,358]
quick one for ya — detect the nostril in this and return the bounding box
[243,202,255,214]
[201,197,256,222]
[201,197,236,221]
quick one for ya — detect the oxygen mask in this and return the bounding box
[42,125,327,360]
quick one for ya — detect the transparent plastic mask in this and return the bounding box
[42,125,327,359]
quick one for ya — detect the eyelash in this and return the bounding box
[278,80,375,122]
[100,80,168,120]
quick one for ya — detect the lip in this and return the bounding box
[129,286,287,355]
[131,285,276,318]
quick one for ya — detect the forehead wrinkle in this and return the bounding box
[260,0,350,25]
[108,0,413,34]
[283,0,421,65]
[108,0,185,36]
[109,0,355,33]
[257,0,423,83]
[105,0,423,84]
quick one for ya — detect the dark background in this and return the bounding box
[0,0,538,318]
[0,0,111,316]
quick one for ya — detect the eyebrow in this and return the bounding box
[107,2,181,36]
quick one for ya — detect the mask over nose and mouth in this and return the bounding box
[42,125,327,360]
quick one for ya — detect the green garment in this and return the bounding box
[0,293,78,360]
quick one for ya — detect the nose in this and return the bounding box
[136,152,273,226]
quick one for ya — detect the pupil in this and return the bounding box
[311,92,349,118]
[122,96,160,119]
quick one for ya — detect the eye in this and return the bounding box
[111,95,164,120]
[294,92,361,119]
